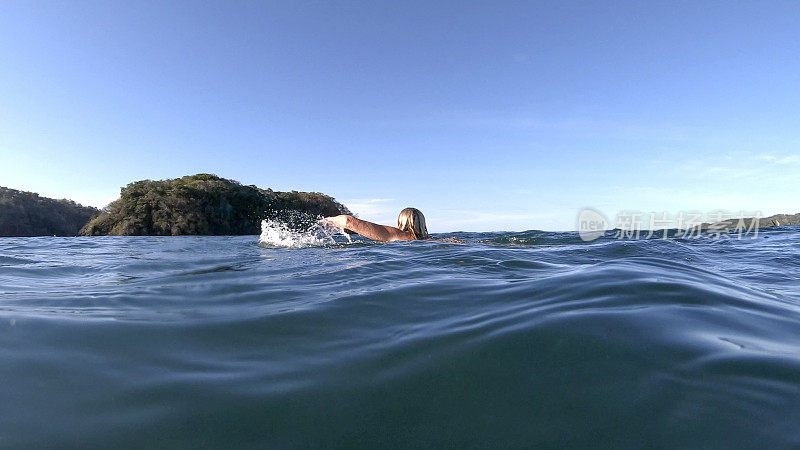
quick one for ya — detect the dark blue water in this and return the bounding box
[1,227,799,447]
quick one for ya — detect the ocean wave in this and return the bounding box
[0,228,799,446]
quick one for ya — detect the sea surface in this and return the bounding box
[1,222,799,448]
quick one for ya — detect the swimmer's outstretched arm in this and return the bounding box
[323,215,414,242]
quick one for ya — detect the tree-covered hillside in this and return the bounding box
[0,187,100,237]
[79,174,349,236]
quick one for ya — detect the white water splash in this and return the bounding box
[258,219,351,248]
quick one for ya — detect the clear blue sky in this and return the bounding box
[1,1,798,231]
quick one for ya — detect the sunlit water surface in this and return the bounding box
[1,224,799,447]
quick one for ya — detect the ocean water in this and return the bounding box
[1,222,799,448]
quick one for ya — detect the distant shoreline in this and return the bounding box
[1,174,350,237]
[2,179,798,237]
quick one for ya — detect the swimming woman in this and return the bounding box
[323,207,429,242]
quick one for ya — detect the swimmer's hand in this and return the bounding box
[321,215,357,234]
[322,215,350,229]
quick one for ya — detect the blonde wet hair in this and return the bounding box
[397,207,428,240]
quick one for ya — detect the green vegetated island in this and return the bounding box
[0,187,100,237]
[1,174,350,237]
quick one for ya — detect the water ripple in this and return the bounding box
[0,229,799,447]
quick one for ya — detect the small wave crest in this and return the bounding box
[258,218,352,248]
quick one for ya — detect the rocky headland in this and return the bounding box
[0,174,349,237]
[0,187,100,237]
